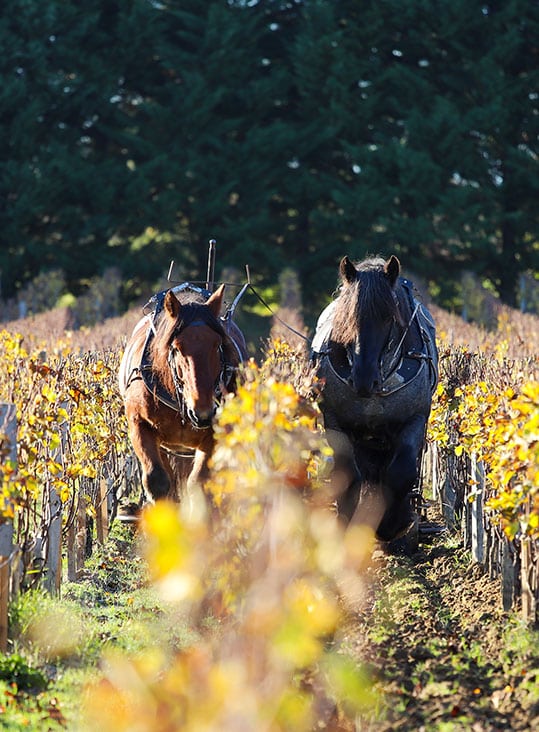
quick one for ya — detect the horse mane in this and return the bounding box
[331,257,404,346]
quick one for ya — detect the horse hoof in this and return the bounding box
[386,536,414,556]
[378,513,419,556]
[403,513,419,553]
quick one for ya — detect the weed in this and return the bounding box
[0,654,48,692]
[3,528,200,730]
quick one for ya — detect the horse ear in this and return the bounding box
[339,256,357,284]
[206,283,225,318]
[164,290,181,320]
[385,255,401,285]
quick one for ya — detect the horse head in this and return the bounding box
[161,284,227,428]
[335,255,404,397]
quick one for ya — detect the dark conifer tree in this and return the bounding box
[0,0,537,309]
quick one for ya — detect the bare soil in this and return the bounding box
[343,512,539,731]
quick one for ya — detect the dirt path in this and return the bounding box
[343,520,539,731]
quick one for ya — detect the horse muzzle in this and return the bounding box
[186,406,215,429]
[349,374,381,398]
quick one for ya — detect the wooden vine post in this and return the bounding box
[67,491,87,582]
[520,498,537,623]
[470,453,485,564]
[0,403,17,651]
[43,402,69,595]
[43,487,62,595]
[0,555,9,653]
[95,478,109,545]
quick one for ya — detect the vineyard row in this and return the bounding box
[0,325,537,634]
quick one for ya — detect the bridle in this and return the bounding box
[345,283,428,396]
[167,314,237,429]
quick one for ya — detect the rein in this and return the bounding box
[247,284,311,346]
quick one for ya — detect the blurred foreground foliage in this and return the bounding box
[82,345,375,731]
[0,298,538,728]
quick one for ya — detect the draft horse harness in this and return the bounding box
[124,282,241,430]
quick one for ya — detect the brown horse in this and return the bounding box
[119,283,247,502]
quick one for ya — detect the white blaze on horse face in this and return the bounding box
[173,326,222,420]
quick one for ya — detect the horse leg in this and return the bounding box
[186,448,211,489]
[377,415,427,545]
[182,448,220,521]
[324,428,362,523]
[164,451,194,503]
[128,416,172,501]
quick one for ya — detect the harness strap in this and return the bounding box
[383,300,420,376]
[248,284,311,345]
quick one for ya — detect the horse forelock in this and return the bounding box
[149,295,238,398]
[332,258,402,345]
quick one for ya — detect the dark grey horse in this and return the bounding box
[311,255,438,550]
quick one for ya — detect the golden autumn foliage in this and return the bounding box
[429,374,538,540]
[0,329,129,527]
[1,300,537,727]
[427,329,538,540]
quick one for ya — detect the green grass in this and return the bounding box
[1,524,196,731]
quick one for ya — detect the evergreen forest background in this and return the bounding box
[1,0,538,327]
